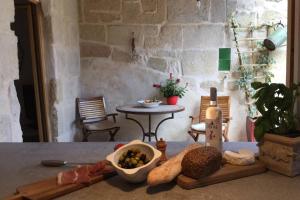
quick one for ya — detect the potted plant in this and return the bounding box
[153,73,188,105]
[251,81,300,176]
[230,15,276,142]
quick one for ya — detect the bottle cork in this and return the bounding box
[210,87,217,101]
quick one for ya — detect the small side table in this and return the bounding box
[116,104,185,142]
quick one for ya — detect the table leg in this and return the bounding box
[148,114,152,142]
[125,113,146,141]
[154,113,174,141]
[125,113,175,142]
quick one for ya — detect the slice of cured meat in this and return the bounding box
[57,169,78,185]
[75,165,91,184]
[57,160,114,185]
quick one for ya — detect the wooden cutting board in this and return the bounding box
[177,161,267,190]
[6,171,116,200]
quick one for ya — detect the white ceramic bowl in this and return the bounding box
[137,100,162,108]
[106,140,162,183]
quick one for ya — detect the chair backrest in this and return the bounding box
[76,96,107,123]
[199,96,230,122]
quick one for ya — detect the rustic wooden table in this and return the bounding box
[0,142,300,200]
[116,104,185,142]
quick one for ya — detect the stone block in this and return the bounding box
[155,50,182,58]
[78,0,83,22]
[84,12,121,23]
[83,0,121,12]
[260,10,286,24]
[145,25,182,49]
[82,0,121,23]
[141,0,157,13]
[122,0,166,24]
[107,25,143,48]
[182,50,218,76]
[234,11,257,27]
[112,48,133,63]
[80,42,111,57]
[167,59,182,76]
[148,57,168,72]
[226,0,237,18]
[200,80,223,91]
[143,25,159,37]
[236,0,255,11]
[80,24,105,42]
[183,25,224,49]
[167,0,209,23]
[210,0,226,23]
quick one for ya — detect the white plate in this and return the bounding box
[137,100,162,108]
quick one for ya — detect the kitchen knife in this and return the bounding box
[41,160,95,167]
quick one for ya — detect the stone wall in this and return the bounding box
[41,0,81,142]
[0,0,22,142]
[79,0,287,142]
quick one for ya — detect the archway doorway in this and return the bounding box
[12,0,49,142]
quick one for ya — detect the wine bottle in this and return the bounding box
[205,87,223,151]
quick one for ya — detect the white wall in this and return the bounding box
[0,0,22,142]
[41,0,81,142]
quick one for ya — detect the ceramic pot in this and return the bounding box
[246,116,256,142]
[167,96,179,105]
[106,140,161,183]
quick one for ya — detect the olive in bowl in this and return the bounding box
[106,140,161,183]
[118,149,149,169]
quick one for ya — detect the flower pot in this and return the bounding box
[259,133,300,177]
[167,96,179,105]
[246,117,256,142]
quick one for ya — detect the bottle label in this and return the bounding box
[205,118,222,151]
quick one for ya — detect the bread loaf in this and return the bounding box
[147,143,202,186]
[181,146,222,179]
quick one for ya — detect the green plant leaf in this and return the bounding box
[251,82,263,90]
[254,124,265,142]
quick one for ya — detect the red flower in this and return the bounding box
[176,78,180,83]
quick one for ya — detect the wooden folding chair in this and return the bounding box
[76,97,120,142]
[188,96,231,142]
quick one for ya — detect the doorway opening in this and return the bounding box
[12,0,48,142]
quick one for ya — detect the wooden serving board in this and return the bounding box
[6,171,116,200]
[177,161,267,190]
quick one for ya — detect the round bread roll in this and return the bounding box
[181,146,222,179]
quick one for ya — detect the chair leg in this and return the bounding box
[109,128,119,142]
[82,132,90,142]
[223,132,229,142]
[223,125,229,142]
[188,130,199,142]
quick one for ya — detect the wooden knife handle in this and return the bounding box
[41,160,67,167]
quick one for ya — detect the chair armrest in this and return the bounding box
[189,116,199,124]
[79,117,87,122]
[107,113,118,123]
[223,117,232,123]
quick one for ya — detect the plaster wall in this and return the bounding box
[79,0,287,142]
[41,0,81,142]
[0,0,22,142]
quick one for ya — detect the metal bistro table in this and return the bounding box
[116,104,185,142]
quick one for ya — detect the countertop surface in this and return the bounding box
[0,142,299,200]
